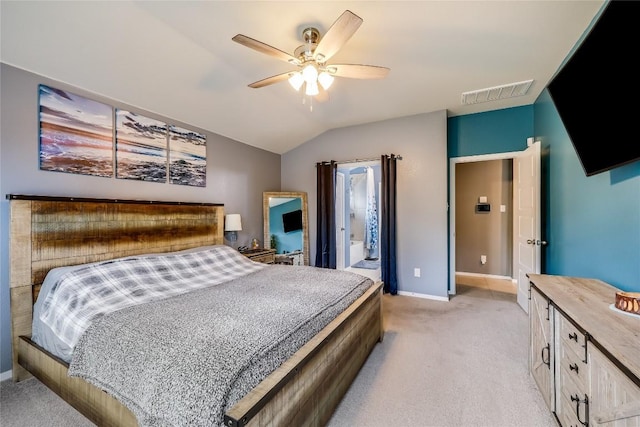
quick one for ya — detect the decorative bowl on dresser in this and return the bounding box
[615,291,640,315]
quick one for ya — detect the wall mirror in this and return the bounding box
[263,191,310,266]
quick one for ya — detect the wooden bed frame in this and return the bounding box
[8,194,383,427]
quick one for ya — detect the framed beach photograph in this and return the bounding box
[169,125,206,187]
[39,84,114,177]
[115,109,168,182]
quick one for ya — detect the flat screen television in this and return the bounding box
[282,209,303,233]
[547,0,640,176]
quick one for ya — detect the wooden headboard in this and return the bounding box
[8,194,224,380]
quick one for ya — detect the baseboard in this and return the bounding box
[455,271,514,281]
[0,369,12,382]
[397,290,449,302]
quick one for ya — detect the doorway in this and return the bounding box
[336,160,382,281]
[449,142,541,313]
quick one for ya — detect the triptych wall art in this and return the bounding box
[38,84,207,187]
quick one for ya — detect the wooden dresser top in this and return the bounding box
[528,274,640,384]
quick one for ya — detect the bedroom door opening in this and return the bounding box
[449,141,541,313]
[336,160,381,279]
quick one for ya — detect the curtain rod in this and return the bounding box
[335,155,403,165]
[315,155,403,167]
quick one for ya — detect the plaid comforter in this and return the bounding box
[39,245,265,351]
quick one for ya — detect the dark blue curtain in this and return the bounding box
[381,154,398,294]
[315,161,337,268]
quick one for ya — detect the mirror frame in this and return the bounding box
[263,191,310,266]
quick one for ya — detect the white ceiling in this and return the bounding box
[1,1,604,155]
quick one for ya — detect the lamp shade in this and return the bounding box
[318,72,334,90]
[288,72,304,91]
[224,214,242,232]
[305,80,319,96]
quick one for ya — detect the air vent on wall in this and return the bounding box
[461,79,533,105]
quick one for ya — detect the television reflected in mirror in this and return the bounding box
[282,209,303,233]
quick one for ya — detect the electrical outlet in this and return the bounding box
[481,255,487,265]
[414,268,421,277]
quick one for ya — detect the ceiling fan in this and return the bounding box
[232,10,389,101]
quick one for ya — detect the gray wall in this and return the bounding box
[281,111,448,298]
[455,159,513,276]
[0,63,281,374]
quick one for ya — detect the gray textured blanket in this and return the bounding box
[68,265,372,427]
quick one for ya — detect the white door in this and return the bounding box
[515,141,541,313]
[336,172,345,270]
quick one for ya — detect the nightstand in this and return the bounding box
[240,248,276,264]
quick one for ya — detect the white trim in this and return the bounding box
[0,369,12,382]
[451,150,522,165]
[397,290,450,302]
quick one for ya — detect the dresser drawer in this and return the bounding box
[557,363,589,427]
[241,248,276,264]
[558,311,587,362]
[557,339,588,390]
[250,253,275,264]
[557,393,588,427]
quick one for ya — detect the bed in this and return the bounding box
[8,194,383,427]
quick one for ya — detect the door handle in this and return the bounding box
[527,239,548,245]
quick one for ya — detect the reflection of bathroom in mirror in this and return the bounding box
[263,191,309,266]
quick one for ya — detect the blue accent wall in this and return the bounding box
[269,198,303,254]
[447,101,640,292]
[448,105,534,157]
[534,89,640,292]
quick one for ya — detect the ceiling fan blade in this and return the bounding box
[232,34,300,65]
[248,72,293,88]
[314,10,363,63]
[330,64,390,79]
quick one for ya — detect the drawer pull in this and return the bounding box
[569,332,578,341]
[571,394,589,426]
[569,363,579,374]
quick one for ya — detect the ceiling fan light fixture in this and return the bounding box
[288,72,304,91]
[301,64,318,83]
[318,72,334,90]
[305,80,319,96]
[233,10,388,106]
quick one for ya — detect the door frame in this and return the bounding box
[449,149,526,296]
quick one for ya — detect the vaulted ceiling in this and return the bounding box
[1,1,605,154]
